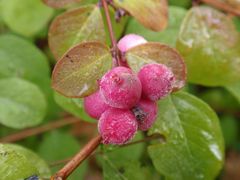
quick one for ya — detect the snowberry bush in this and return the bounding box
[1,0,240,179]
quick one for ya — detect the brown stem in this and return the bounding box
[51,135,102,180]
[101,0,120,66]
[0,116,80,143]
[201,0,240,16]
[49,134,164,167]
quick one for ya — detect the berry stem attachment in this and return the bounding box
[101,0,120,66]
[51,135,102,180]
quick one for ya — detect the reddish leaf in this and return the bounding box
[43,0,81,8]
[126,42,186,91]
[52,42,112,98]
[49,5,106,60]
[113,0,168,31]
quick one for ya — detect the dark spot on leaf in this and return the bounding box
[66,54,73,63]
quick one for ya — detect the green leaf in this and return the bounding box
[0,78,47,129]
[225,82,240,103]
[43,0,82,8]
[1,0,53,37]
[102,159,151,180]
[220,116,239,148]
[233,17,240,32]
[101,132,144,167]
[49,5,106,60]
[0,144,39,180]
[100,132,146,180]
[38,130,87,180]
[113,0,168,31]
[0,34,50,86]
[177,6,240,86]
[199,88,240,111]
[54,92,95,122]
[126,6,187,47]
[52,41,112,97]
[168,0,191,8]
[123,161,155,180]
[5,144,51,179]
[0,34,59,120]
[126,42,186,91]
[148,91,224,180]
[0,1,5,33]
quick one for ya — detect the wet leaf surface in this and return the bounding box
[1,0,53,37]
[0,34,59,120]
[177,6,240,86]
[49,5,106,60]
[0,78,47,129]
[5,144,51,179]
[52,41,112,97]
[148,91,224,180]
[0,144,39,180]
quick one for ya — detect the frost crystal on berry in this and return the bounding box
[98,108,138,145]
[138,63,175,101]
[100,66,142,109]
[84,90,109,119]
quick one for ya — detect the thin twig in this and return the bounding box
[121,134,165,147]
[49,134,165,167]
[101,0,120,66]
[201,0,240,16]
[0,116,80,143]
[51,135,102,180]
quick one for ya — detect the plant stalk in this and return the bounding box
[51,135,102,180]
[0,115,79,143]
[101,0,120,66]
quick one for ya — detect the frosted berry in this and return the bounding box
[98,108,138,145]
[132,99,158,131]
[117,34,147,53]
[138,63,175,101]
[84,90,109,119]
[100,66,142,109]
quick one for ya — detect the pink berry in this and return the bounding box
[98,108,138,145]
[84,90,109,119]
[138,63,175,101]
[132,99,158,131]
[117,34,147,52]
[100,66,142,109]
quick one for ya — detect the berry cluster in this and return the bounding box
[84,34,175,145]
